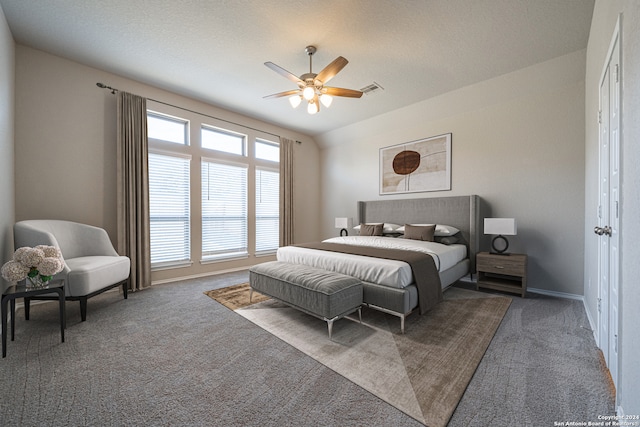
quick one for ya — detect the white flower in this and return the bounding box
[37,257,64,276]
[15,247,45,268]
[35,245,63,260]
[1,260,30,282]
[3,245,66,284]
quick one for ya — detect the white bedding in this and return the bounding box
[276,236,467,289]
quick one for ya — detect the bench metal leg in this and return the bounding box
[327,319,334,339]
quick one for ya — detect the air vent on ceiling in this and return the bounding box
[360,82,384,95]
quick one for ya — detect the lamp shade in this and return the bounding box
[335,217,352,229]
[484,218,517,236]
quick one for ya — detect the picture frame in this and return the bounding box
[379,133,452,195]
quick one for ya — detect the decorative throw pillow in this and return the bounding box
[403,224,435,241]
[359,223,384,236]
[435,235,460,245]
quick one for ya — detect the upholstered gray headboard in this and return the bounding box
[357,195,484,272]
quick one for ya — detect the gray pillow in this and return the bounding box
[359,223,384,236]
[435,235,460,245]
[403,224,435,241]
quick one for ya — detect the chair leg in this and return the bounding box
[122,280,128,299]
[79,297,88,322]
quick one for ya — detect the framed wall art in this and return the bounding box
[379,133,452,195]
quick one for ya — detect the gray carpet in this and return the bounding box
[0,271,615,426]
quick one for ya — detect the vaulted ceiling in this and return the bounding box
[0,0,595,136]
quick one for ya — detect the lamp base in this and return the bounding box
[490,235,510,255]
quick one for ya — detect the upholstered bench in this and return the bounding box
[249,261,363,339]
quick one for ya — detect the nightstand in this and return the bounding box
[476,252,527,297]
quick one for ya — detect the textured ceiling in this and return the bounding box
[0,0,594,137]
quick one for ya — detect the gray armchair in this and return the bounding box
[13,220,130,321]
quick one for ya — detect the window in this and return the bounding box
[201,126,245,155]
[255,139,280,162]
[201,159,248,260]
[256,168,280,253]
[148,152,191,267]
[147,111,188,145]
[147,107,281,272]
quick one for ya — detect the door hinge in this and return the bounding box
[598,110,602,124]
[598,205,602,219]
[615,64,619,83]
[616,201,619,219]
[614,334,618,353]
[598,298,602,313]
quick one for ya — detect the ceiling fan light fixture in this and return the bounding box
[302,86,315,100]
[289,95,302,108]
[320,94,333,108]
[264,46,363,115]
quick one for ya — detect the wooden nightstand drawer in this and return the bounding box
[476,252,528,297]
[476,253,526,276]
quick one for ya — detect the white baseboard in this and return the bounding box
[151,265,250,286]
[527,287,584,301]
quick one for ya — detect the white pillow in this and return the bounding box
[396,224,460,237]
[353,223,402,234]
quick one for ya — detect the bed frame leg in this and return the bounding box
[249,287,253,303]
[400,315,405,334]
[327,319,334,339]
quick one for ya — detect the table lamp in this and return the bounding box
[484,218,517,255]
[335,217,352,237]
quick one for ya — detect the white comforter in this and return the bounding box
[276,236,467,289]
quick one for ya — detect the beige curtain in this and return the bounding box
[116,92,151,291]
[279,137,294,246]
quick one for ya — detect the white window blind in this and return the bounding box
[149,152,191,267]
[255,168,280,253]
[202,160,248,260]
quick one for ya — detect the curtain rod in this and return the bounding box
[96,82,291,141]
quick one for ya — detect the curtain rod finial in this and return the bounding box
[97,82,118,94]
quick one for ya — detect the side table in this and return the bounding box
[2,279,65,358]
[476,252,528,297]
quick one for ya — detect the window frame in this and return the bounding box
[147,110,190,146]
[200,124,247,156]
[148,148,193,270]
[200,157,249,263]
[255,165,280,256]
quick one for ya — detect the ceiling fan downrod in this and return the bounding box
[305,45,316,74]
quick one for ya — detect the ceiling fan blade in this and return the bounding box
[315,56,348,85]
[263,89,301,99]
[322,87,363,98]
[264,62,304,85]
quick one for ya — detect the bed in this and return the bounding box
[277,195,485,332]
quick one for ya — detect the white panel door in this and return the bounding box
[596,26,620,390]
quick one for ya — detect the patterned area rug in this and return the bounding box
[204,282,269,310]
[206,283,511,427]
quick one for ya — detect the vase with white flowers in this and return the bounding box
[1,246,65,289]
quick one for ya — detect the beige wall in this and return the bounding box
[13,45,321,283]
[0,6,14,291]
[317,50,586,296]
[585,0,640,415]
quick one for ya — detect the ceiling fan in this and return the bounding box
[264,46,363,114]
